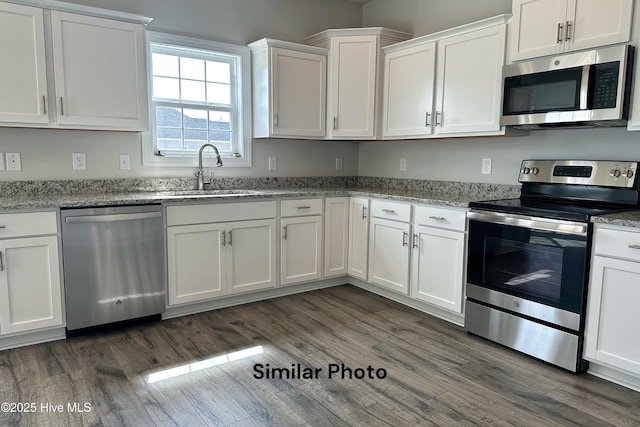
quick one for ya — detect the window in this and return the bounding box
[143,32,251,167]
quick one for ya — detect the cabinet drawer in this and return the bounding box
[414,206,466,231]
[370,200,411,222]
[594,227,640,262]
[167,201,276,226]
[0,212,58,238]
[281,199,323,217]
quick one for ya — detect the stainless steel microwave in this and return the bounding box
[501,44,635,129]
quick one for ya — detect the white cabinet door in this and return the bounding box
[585,256,640,376]
[511,0,633,61]
[368,217,410,294]
[348,198,369,280]
[435,25,505,135]
[50,11,148,130]
[324,197,349,277]
[271,47,326,138]
[167,223,226,305]
[0,236,62,335]
[281,216,322,285]
[0,3,48,124]
[411,225,465,313]
[511,0,567,60]
[328,35,378,139]
[382,41,436,138]
[567,0,633,52]
[226,219,277,295]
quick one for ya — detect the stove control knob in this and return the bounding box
[531,167,539,175]
[610,169,621,178]
[625,169,634,179]
[521,167,531,175]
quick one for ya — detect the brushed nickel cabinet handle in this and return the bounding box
[333,117,337,130]
[274,113,278,128]
[297,206,311,210]
[228,230,232,246]
[0,251,4,272]
[362,206,367,220]
[221,231,226,247]
[425,111,431,127]
[402,232,408,247]
[628,244,640,250]
[565,21,572,41]
[60,97,64,115]
[283,225,288,240]
[412,234,419,249]
[429,216,447,221]
[557,22,564,43]
[42,95,47,114]
[382,209,396,214]
[435,111,442,126]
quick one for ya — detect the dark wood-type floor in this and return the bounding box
[1,285,640,426]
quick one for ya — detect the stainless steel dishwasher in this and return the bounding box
[61,204,165,334]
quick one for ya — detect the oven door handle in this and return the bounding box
[467,210,588,236]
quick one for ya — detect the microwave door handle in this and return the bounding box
[580,65,590,110]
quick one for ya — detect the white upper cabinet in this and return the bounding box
[511,0,634,61]
[50,11,148,130]
[0,3,48,124]
[0,3,150,130]
[382,15,510,139]
[249,39,327,138]
[306,28,411,140]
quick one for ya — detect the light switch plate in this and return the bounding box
[399,158,407,172]
[335,157,343,171]
[6,153,21,171]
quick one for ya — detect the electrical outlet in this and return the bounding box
[6,153,21,171]
[399,158,407,172]
[0,152,5,171]
[482,158,492,175]
[72,152,86,171]
[335,157,343,171]
[119,154,131,170]
[268,156,277,171]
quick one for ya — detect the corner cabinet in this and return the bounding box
[249,38,327,138]
[166,202,277,306]
[585,225,640,383]
[305,28,411,140]
[382,15,510,139]
[510,0,633,61]
[0,212,63,335]
[0,3,150,130]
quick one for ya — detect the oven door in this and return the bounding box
[467,210,589,329]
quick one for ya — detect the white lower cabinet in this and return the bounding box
[0,212,63,335]
[166,202,277,306]
[585,226,640,378]
[411,206,467,314]
[324,197,349,277]
[348,197,370,280]
[281,199,323,285]
[368,201,412,294]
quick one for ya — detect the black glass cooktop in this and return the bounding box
[469,198,634,223]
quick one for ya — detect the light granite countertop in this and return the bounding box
[0,186,483,211]
[591,209,640,229]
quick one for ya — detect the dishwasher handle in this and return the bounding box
[65,211,161,224]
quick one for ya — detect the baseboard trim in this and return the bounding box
[0,327,66,351]
[588,363,640,393]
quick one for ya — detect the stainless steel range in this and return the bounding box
[465,160,640,372]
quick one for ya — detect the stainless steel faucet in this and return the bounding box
[195,143,223,190]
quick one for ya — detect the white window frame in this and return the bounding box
[142,31,252,168]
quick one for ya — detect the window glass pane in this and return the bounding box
[209,111,230,129]
[152,53,179,77]
[183,109,208,129]
[181,80,206,102]
[180,57,205,80]
[156,128,183,150]
[155,106,182,128]
[153,77,180,99]
[207,83,231,105]
[209,130,231,142]
[206,61,230,83]
[184,129,207,150]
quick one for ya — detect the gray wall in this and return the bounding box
[360,0,640,185]
[0,0,362,180]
